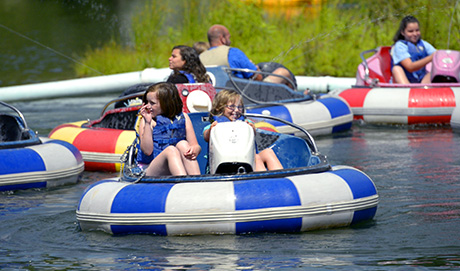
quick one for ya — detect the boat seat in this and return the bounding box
[0,114,22,142]
[91,107,140,130]
[206,66,304,104]
[356,46,393,85]
[226,78,305,103]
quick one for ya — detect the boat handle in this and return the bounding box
[245,112,318,154]
[359,48,379,86]
[0,101,30,132]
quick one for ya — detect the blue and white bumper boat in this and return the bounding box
[0,102,84,191]
[206,66,353,136]
[76,112,378,236]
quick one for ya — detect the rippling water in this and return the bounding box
[1,96,460,269]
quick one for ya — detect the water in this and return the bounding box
[1,1,460,269]
[1,97,460,270]
[0,0,144,86]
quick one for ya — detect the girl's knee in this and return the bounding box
[164,145,181,157]
[175,140,189,151]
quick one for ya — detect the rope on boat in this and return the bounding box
[0,164,84,185]
[76,194,379,224]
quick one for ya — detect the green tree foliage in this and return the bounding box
[75,0,460,78]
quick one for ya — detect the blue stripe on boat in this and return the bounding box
[111,183,175,213]
[0,149,45,174]
[246,105,293,124]
[0,182,46,192]
[317,97,351,118]
[351,206,378,225]
[234,178,302,234]
[331,168,377,199]
[234,178,301,210]
[332,122,352,133]
[236,218,302,234]
[331,167,378,224]
[111,225,167,236]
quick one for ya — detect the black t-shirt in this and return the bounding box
[166,73,189,84]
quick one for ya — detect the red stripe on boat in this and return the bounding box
[73,129,123,172]
[408,115,452,124]
[84,161,116,172]
[73,128,123,153]
[338,88,372,107]
[408,88,456,108]
[408,88,456,124]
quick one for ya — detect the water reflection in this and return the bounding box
[0,0,144,86]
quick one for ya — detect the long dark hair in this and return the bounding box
[393,15,420,43]
[172,45,210,83]
[142,82,182,119]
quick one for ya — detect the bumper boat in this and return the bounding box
[76,112,378,236]
[331,47,460,125]
[48,83,216,172]
[0,102,84,191]
[206,65,353,136]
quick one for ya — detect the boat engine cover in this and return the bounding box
[431,49,460,83]
[209,121,255,174]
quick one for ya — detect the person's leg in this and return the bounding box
[144,146,187,176]
[392,65,410,84]
[264,67,294,88]
[254,154,267,171]
[258,148,283,170]
[176,140,201,175]
[421,72,431,84]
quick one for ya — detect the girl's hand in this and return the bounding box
[246,120,256,133]
[210,121,218,129]
[140,104,156,127]
[184,144,201,160]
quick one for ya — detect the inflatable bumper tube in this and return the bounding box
[76,165,378,236]
[49,121,135,172]
[247,95,353,136]
[335,87,460,125]
[0,138,84,191]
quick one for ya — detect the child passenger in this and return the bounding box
[203,89,283,172]
[391,15,436,84]
[137,82,201,176]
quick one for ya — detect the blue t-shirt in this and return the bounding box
[391,39,436,83]
[227,47,258,79]
[391,39,436,65]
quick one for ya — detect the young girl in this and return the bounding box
[391,15,436,84]
[167,45,210,84]
[137,82,201,176]
[203,89,283,172]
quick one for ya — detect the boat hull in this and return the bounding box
[0,138,84,191]
[334,87,460,124]
[76,165,378,236]
[49,121,135,172]
[247,94,352,135]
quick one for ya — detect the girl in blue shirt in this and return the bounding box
[137,82,201,176]
[391,16,436,84]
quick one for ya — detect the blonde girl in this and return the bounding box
[203,89,283,171]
